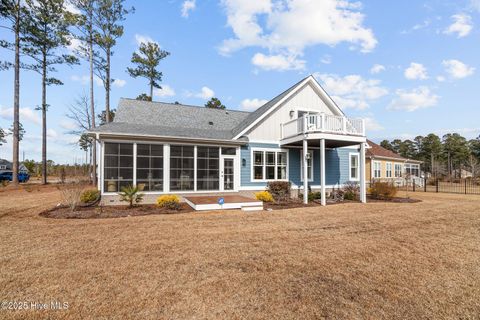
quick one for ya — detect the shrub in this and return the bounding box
[266,181,291,202]
[308,192,321,202]
[60,185,84,212]
[80,189,100,204]
[343,181,360,201]
[369,181,397,200]
[255,191,274,202]
[118,185,144,208]
[156,195,181,210]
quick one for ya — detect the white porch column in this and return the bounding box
[97,140,102,191]
[360,142,367,203]
[320,138,326,206]
[303,139,308,204]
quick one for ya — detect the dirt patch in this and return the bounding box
[40,203,194,219]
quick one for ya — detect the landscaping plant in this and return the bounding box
[60,185,84,212]
[266,181,291,202]
[255,191,274,203]
[80,189,100,204]
[369,181,397,200]
[119,185,144,208]
[343,181,360,201]
[156,195,181,210]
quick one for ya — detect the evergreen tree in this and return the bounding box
[0,128,7,146]
[23,0,79,184]
[92,0,133,123]
[379,139,394,152]
[205,97,226,109]
[442,133,469,178]
[136,93,152,101]
[127,42,169,99]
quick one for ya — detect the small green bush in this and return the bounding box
[343,181,360,201]
[255,191,274,202]
[118,185,144,208]
[308,192,321,201]
[266,181,291,202]
[369,181,397,200]
[80,189,100,203]
[157,195,181,210]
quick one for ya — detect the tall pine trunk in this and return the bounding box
[89,33,97,185]
[150,83,153,101]
[12,0,20,185]
[105,47,111,123]
[41,53,47,185]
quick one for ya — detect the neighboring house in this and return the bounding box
[88,76,368,205]
[0,159,28,174]
[366,140,422,184]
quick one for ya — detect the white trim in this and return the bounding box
[100,140,104,193]
[385,162,392,178]
[250,147,289,183]
[233,75,346,140]
[373,160,382,179]
[349,152,360,181]
[94,132,246,145]
[300,149,314,182]
[133,143,137,187]
[359,142,366,203]
[320,138,326,206]
[193,146,198,192]
[164,144,170,193]
[281,132,366,145]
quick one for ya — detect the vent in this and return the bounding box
[208,121,214,125]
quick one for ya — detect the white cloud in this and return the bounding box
[220,0,377,70]
[436,75,446,82]
[315,73,388,110]
[240,98,268,111]
[388,86,439,112]
[442,59,475,79]
[64,1,81,15]
[112,79,126,88]
[59,119,78,131]
[444,14,473,38]
[404,62,428,80]
[47,129,58,138]
[134,34,157,47]
[181,0,196,18]
[0,106,41,125]
[153,85,176,97]
[320,55,332,64]
[71,75,103,87]
[363,117,384,131]
[188,86,215,100]
[252,53,305,71]
[370,64,385,74]
[66,38,83,53]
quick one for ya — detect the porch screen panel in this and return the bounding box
[170,145,194,191]
[136,144,163,191]
[197,147,219,191]
[104,143,133,192]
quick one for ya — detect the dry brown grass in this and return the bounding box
[1,186,480,319]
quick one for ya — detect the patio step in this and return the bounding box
[241,205,264,212]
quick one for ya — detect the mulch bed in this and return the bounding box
[367,196,422,203]
[264,200,321,210]
[40,203,194,219]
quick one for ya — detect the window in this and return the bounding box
[136,144,163,192]
[0,165,6,170]
[394,163,403,178]
[104,143,133,192]
[170,145,194,191]
[252,150,288,181]
[405,163,420,177]
[197,147,219,191]
[300,150,313,181]
[373,161,381,178]
[386,162,392,178]
[221,147,236,155]
[350,153,359,180]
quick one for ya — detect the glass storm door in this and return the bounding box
[223,158,234,191]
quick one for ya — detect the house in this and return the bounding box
[366,140,423,184]
[0,159,28,174]
[88,75,368,205]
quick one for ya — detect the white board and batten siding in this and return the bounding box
[245,82,341,141]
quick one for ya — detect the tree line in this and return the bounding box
[0,0,175,185]
[380,133,480,179]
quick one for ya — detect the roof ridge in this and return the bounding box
[119,97,251,114]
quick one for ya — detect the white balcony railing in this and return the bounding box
[281,114,365,139]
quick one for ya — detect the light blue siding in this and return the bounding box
[240,142,358,188]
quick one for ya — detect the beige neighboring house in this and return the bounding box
[366,140,423,185]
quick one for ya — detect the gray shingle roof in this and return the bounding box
[90,99,250,141]
[89,76,312,141]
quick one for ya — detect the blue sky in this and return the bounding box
[1,0,479,163]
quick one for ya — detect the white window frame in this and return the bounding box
[349,152,359,181]
[385,162,392,178]
[373,161,382,179]
[300,149,314,182]
[0,165,6,170]
[250,148,289,182]
[394,163,403,178]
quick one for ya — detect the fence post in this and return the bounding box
[436,178,439,193]
[424,178,427,192]
[465,179,467,195]
[413,182,416,192]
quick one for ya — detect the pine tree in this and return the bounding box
[205,97,226,109]
[23,0,79,184]
[127,42,169,99]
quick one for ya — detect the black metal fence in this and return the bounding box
[411,178,480,195]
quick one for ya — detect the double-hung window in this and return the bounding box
[394,163,402,178]
[252,150,288,181]
[373,161,381,179]
[386,162,392,178]
[349,153,359,181]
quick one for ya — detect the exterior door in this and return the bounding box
[222,158,234,191]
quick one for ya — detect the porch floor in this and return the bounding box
[184,195,263,211]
